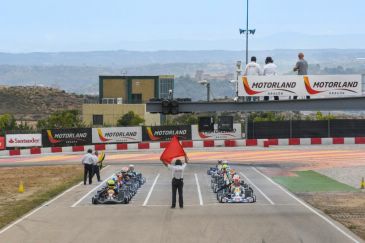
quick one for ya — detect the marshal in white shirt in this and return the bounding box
[168,163,187,179]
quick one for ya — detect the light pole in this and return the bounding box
[230,61,242,101]
[198,80,210,102]
[239,0,256,65]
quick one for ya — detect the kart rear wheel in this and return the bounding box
[92,197,98,205]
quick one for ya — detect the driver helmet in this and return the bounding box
[107,179,115,188]
[230,169,236,176]
[217,160,223,164]
[129,164,135,170]
[222,160,228,165]
[233,175,240,184]
[121,167,129,173]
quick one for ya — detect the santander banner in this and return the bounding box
[92,127,142,144]
[192,124,242,141]
[6,134,42,148]
[238,75,362,97]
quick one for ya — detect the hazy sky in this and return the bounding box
[1,0,364,52]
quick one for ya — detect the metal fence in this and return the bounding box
[247,119,365,139]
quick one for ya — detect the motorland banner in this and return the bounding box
[6,134,42,148]
[42,128,92,147]
[92,127,142,144]
[192,124,242,140]
[142,125,192,141]
[238,75,362,97]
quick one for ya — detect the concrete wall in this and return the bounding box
[82,104,160,126]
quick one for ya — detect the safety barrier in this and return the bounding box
[1,137,365,157]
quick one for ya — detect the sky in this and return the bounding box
[1,0,365,52]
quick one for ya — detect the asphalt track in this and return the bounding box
[0,153,363,243]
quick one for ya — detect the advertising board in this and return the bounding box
[42,128,92,147]
[142,125,192,141]
[92,127,142,144]
[192,124,242,140]
[238,75,362,97]
[5,134,42,148]
[0,137,5,150]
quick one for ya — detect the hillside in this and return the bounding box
[0,49,364,95]
[0,86,95,121]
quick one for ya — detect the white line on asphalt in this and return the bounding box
[71,165,112,208]
[0,181,83,235]
[239,172,275,205]
[194,173,204,206]
[142,173,160,206]
[251,166,360,243]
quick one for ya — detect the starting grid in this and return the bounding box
[71,164,283,208]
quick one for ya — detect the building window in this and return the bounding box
[160,78,174,99]
[93,115,103,125]
[131,93,142,104]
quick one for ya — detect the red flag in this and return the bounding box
[160,136,187,165]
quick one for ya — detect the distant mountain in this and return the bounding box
[0,48,364,95]
[1,48,365,67]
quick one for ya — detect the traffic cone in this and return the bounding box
[361,177,365,190]
[18,181,24,193]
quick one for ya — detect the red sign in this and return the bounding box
[0,137,5,150]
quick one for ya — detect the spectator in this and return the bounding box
[293,52,310,99]
[92,151,101,182]
[244,56,262,101]
[81,149,94,185]
[263,56,279,101]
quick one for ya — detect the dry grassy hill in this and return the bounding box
[0,86,96,121]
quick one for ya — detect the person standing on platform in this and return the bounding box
[243,56,262,102]
[293,52,309,100]
[263,56,278,101]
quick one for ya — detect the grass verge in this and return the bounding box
[274,170,364,240]
[273,170,358,193]
[0,165,83,230]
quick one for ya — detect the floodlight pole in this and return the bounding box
[245,0,249,65]
[207,82,210,102]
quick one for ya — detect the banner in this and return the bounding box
[192,124,242,140]
[92,127,142,144]
[142,125,192,141]
[5,134,42,148]
[0,137,5,150]
[238,75,362,97]
[42,128,92,147]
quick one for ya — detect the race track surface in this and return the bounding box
[0,155,363,243]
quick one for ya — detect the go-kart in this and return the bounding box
[218,185,256,203]
[207,167,218,175]
[92,186,129,204]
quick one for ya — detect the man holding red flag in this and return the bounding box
[160,136,188,209]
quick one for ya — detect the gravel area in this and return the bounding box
[316,166,365,189]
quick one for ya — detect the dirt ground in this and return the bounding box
[0,165,83,229]
[299,192,365,240]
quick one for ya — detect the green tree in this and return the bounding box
[249,112,285,122]
[36,110,85,129]
[165,114,199,125]
[117,111,145,126]
[0,114,17,135]
[315,111,335,120]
